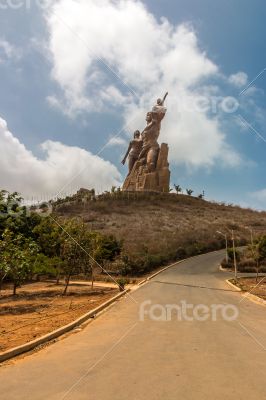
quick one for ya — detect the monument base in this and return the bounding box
[122,143,170,192]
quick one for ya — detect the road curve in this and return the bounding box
[0,250,265,400]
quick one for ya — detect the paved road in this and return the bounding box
[1,251,265,399]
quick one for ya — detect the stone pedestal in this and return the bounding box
[122,143,170,192]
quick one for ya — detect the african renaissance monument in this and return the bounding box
[122,92,170,192]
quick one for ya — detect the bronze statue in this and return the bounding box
[138,92,168,171]
[121,130,143,174]
[138,112,160,172]
[122,92,170,192]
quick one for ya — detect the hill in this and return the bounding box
[54,191,266,275]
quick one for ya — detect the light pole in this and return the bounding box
[245,226,254,247]
[231,230,238,281]
[245,226,259,281]
[216,230,228,264]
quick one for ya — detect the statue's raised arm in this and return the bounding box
[162,92,168,105]
[152,91,168,122]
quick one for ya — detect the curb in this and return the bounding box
[219,265,232,272]
[137,278,147,286]
[225,278,266,307]
[0,289,129,363]
[242,292,266,307]
[225,279,242,292]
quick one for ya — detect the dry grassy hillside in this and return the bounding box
[54,192,266,274]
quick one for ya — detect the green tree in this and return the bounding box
[186,189,194,196]
[94,234,122,273]
[173,184,182,194]
[258,235,266,259]
[32,253,64,283]
[2,230,39,295]
[0,190,44,240]
[0,190,23,235]
[33,216,62,258]
[198,191,205,199]
[257,236,266,282]
[0,244,9,293]
[60,219,94,294]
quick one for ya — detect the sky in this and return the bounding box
[0,0,265,209]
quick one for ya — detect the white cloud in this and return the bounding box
[0,38,22,64]
[0,39,16,63]
[107,136,127,147]
[45,1,217,109]
[0,116,121,198]
[46,95,62,109]
[44,0,242,168]
[250,189,266,202]
[247,189,266,210]
[229,71,248,87]
[123,89,242,168]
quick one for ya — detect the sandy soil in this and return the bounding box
[236,276,266,300]
[0,282,118,353]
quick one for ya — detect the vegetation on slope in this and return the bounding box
[54,189,266,275]
[1,188,266,295]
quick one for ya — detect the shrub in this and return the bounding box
[221,258,232,269]
[176,247,186,260]
[116,278,129,292]
[227,247,240,262]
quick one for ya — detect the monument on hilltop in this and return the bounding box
[122,92,170,192]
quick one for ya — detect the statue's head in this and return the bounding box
[157,98,163,105]
[134,130,140,138]
[146,112,152,122]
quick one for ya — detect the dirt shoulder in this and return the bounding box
[232,276,266,301]
[0,282,118,353]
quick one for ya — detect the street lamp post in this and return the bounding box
[250,228,254,248]
[231,230,238,281]
[245,226,259,281]
[216,231,228,264]
[245,226,254,248]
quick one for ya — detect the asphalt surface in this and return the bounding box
[0,250,265,399]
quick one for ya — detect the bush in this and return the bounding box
[176,247,186,260]
[227,247,240,262]
[116,278,130,292]
[33,254,64,279]
[221,258,233,269]
[238,258,256,271]
[120,251,173,276]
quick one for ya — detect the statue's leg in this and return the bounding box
[128,156,137,174]
[147,146,159,172]
[138,146,149,164]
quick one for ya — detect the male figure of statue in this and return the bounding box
[138,112,160,172]
[138,92,168,171]
[121,130,143,175]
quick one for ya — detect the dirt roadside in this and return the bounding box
[0,282,118,353]
[233,276,266,300]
